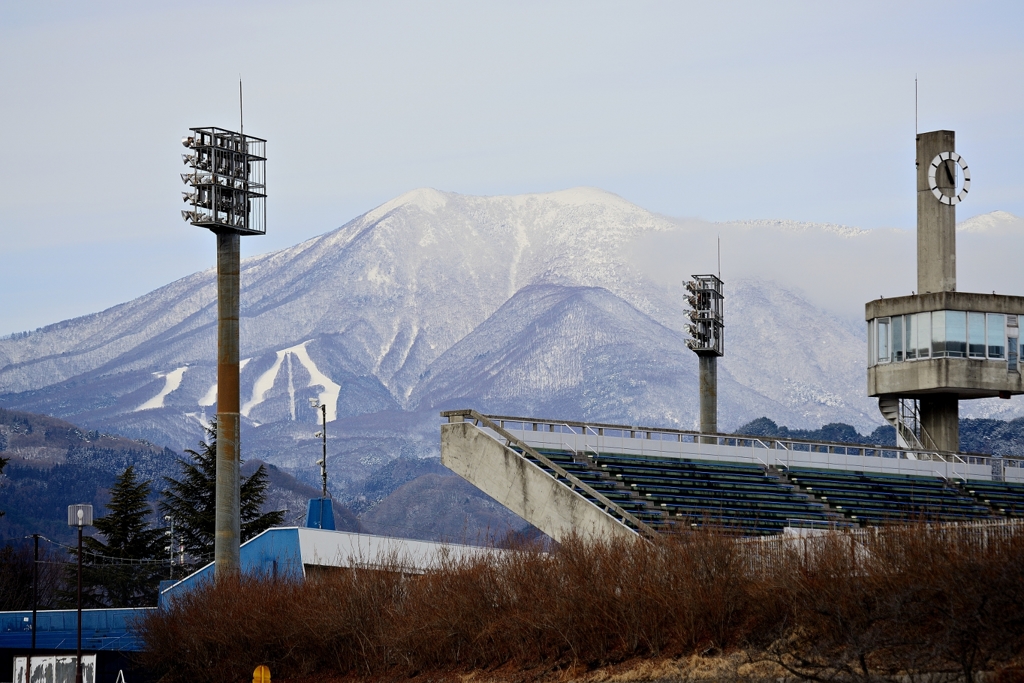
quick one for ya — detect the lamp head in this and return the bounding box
[67,504,93,528]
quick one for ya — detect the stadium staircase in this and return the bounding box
[440,410,1024,542]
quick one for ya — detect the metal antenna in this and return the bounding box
[717,236,721,279]
[239,78,244,136]
[915,75,918,136]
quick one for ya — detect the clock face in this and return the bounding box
[928,151,971,205]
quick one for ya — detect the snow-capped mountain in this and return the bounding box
[1,189,1021,500]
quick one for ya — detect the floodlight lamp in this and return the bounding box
[308,398,319,408]
[316,459,325,466]
[314,431,323,438]
[67,503,93,527]
[179,127,266,236]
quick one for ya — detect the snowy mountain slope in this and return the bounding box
[0,188,672,400]
[412,283,799,428]
[1,189,1021,479]
[723,279,876,429]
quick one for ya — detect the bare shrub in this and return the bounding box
[137,523,1024,683]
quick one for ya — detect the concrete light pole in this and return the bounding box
[180,126,266,579]
[685,275,725,440]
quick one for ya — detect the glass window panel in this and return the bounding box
[988,313,1006,359]
[867,321,874,366]
[1009,336,1019,369]
[931,310,946,358]
[892,315,904,362]
[969,312,986,358]
[906,314,916,360]
[877,319,890,363]
[945,310,967,358]
[917,312,930,359]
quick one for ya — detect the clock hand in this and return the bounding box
[944,160,955,186]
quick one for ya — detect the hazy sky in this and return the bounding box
[2,1,1023,336]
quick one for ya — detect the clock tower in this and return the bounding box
[865,130,1024,454]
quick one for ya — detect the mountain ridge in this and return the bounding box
[1,189,1021,509]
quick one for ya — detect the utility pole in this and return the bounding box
[305,398,335,530]
[28,533,38,683]
[164,515,175,580]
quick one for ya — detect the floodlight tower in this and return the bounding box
[181,127,266,578]
[685,275,724,439]
[866,130,1024,454]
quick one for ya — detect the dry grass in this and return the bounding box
[137,524,1024,683]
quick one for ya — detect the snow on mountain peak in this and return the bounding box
[724,218,869,238]
[957,211,1023,234]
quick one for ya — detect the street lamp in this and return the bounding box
[67,504,93,683]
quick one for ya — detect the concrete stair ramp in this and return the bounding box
[440,410,657,543]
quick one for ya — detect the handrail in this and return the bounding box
[445,410,658,539]
[467,410,1007,470]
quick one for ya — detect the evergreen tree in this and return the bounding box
[160,420,284,570]
[63,466,166,607]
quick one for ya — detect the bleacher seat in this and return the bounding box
[581,452,838,535]
[960,479,1024,517]
[783,467,992,525]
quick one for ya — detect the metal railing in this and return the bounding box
[446,410,1020,483]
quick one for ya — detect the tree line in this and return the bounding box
[0,419,283,609]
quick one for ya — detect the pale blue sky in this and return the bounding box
[2,1,1023,335]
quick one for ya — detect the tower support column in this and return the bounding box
[699,355,717,440]
[920,393,959,453]
[215,231,241,579]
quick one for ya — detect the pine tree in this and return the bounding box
[64,466,166,608]
[159,419,284,570]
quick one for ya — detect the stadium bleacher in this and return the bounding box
[523,447,843,535]
[456,412,1024,537]
[782,467,992,525]
[595,453,842,535]
[518,444,1024,534]
[960,479,1024,517]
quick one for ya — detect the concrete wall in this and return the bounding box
[440,421,638,543]
[866,292,1024,319]
[868,357,1024,399]
[917,130,957,294]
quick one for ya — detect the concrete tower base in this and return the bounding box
[920,393,959,453]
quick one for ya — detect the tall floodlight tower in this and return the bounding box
[866,130,1024,454]
[181,127,266,578]
[685,275,724,438]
